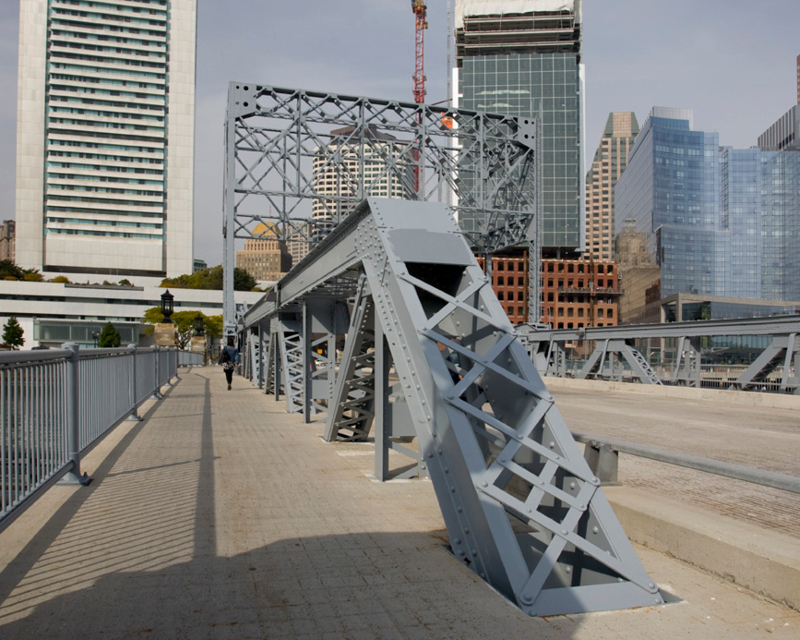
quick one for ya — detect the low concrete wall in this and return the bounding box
[544,376,800,411]
[606,486,800,611]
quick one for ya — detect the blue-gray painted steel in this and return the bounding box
[238,198,661,616]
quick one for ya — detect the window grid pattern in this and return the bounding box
[44,0,169,243]
[460,53,581,248]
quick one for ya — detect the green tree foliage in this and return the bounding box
[51,275,71,284]
[2,316,24,348]
[0,260,46,282]
[159,265,256,291]
[0,260,24,280]
[203,315,223,342]
[98,321,121,348]
[142,308,221,349]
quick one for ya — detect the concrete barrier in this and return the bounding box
[544,376,800,411]
[606,486,800,612]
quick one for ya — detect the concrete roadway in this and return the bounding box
[547,379,800,539]
[0,368,797,639]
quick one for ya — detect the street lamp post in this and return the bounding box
[160,290,174,324]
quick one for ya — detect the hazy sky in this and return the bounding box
[1,0,798,266]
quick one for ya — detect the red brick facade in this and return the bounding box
[540,259,620,329]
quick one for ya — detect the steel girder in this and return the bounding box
[223,83,539,335]
[242,198,661,616]
[577,340,662,385]
[520,318,800,391]
[734,333,800,392]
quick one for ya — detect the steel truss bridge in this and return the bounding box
[518,318,800,392]
[222,83,540,336]
[236,198,662,617]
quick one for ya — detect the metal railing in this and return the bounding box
[576,431,800,495]
[178,351,204,367]
[1,344,178,531]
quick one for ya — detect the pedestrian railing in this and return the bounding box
[0,344,178,531]
[177,351,204,367]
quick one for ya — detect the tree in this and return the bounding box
[2,317,24,348]
[51,275,71,284]
[142,308,219,349]
[98,322,121,348]
[159,265,256,291]
[0,260,24,280]
[22,269,44,282]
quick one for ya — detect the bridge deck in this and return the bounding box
[0,368,797,639]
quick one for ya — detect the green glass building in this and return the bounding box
[455,1,584,250]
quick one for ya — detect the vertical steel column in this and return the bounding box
[373,315,390,481]
[59,343,90,486]
[273,330,281,401]
[258,324,266,391]
[222,103,238,337]
[780,333,796,392]
[126,344,143,422]
[302,302,313,423]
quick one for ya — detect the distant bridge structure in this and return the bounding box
[518,318,800,392]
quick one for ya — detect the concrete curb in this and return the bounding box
[605,486,800,611]
[544,376,800,411]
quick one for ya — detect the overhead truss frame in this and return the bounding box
[223,83,539,335]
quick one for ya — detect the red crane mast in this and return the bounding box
[411,0,427,104]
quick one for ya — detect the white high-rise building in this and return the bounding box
[15,0,196,280]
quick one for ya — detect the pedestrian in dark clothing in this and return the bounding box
[220,336,240,390]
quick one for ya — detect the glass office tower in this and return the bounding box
[617,107,800,302]
[455,1,584,250]
[616,108,724,297]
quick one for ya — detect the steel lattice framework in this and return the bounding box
[239,198,663,616]
[223,83,539,335]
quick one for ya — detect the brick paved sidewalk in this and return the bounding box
[0,368,796,639]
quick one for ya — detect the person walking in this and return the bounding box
[220,336,240,390]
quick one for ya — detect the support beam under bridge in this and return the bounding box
[242,198,662,617]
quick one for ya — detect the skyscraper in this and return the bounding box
[616,107,800,306]
[454,0,584,250]
[615,108,724,298]
[311,125,408,235]
[584,112,638,261]
[15,0,196,280]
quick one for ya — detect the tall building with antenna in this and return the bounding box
[15,0,196,280]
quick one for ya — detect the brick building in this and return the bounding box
[540,258,621,329]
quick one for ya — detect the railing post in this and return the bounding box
[60,343,91,485]
[127,343,143,421]
[152,346,163,400]
[164,348,174,387]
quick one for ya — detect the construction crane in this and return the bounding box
[411,0,427,104]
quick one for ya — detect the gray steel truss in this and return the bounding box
[578,339,662,385]
[223,83,539,336]
[520,318,800,392]
[241,198,661,616]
